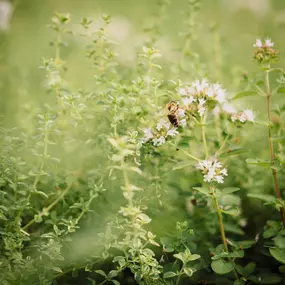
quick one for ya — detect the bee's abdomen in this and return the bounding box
[168,113,179,127]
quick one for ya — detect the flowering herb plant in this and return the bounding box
[1,1,285,285]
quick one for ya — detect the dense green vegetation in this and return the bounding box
[1,0,285,284]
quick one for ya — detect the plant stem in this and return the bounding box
[212,192,228,252]
[265,70,285,227]
[22,183,73,231]
[201,123,208,159]
[179,148,200,162]
[215,135,230,157]
[175,272,182,285]
[121,160,132,207]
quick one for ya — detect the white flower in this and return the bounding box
[167,128,179,137]
[198,98,206,106]
[253,39,263,48]
[177,109,185,117]
[196,158,227,184]
[238,112,247,123]
[182,96,195,106]
[198,99,206,116]
[265,38,274,47]
[215,175,224,183]
[244,109,255,122]
[153,136,165,146]
[142,128,153,141]
[156,119,170,131]
[220,168,228,176]
[231,109,255,123]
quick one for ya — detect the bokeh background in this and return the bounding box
[1,0,285,122]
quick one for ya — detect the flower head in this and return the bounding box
[231,109,254,123]
[253,38,278,63]
[196,158,228,184]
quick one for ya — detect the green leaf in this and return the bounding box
[188,254,201,261]
[211,259,235,275]
[112,280,120,285]
[269,248,285,264]
[95,270,107,277]
[233,90,257,100]
[221,207,240,216]
[52,267,63,273]
[220,147,249,157]
[108,270,118,279]
[236,262,256,277]
[222,187,240,194]
[192,187,210,196]
[34,190,49,199]
[173,252,186,264]
[248,273,282,284]
[247,193,276,203]
[246,158,271,168]
[277,87,285,93]
[183,267,194,277]
[163,271,177,278]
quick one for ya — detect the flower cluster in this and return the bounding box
[196,158,228,184]
[142,119,179,146]
[231,109,254,123]
[179,79,226,117]
[253,38,278,64]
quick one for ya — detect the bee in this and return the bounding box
[166,100,180,127]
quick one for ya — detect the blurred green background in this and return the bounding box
[2,0,285,123]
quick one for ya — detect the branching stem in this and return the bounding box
[265,70,285,227]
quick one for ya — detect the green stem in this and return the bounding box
[28,122,49,201]
[175,271,183,285]
[114,103,117,137]
[201,124,208,159]
[211,191,228,252]
[265,70,285,227]
[215,135,230,157]
[22,183,73,231]
[121,160,132,207]
[179,148,200,162]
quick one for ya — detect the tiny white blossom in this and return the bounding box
[167,128,179,137]
[244,109,255,122]
[220,168,228,176]
[253,39,263,48]
[153,136,165,146]
[198,106,206,117]
[239,112,247,123]
[215,175,224,183]
[143,128,153,141]
[196,158,227,184]
[177,109,185,117]
[198,98,206,106]
[182,96,195,106]
[265,38,274,47]
[156,119,170,131]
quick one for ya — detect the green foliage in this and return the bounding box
[1,1,285,284]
